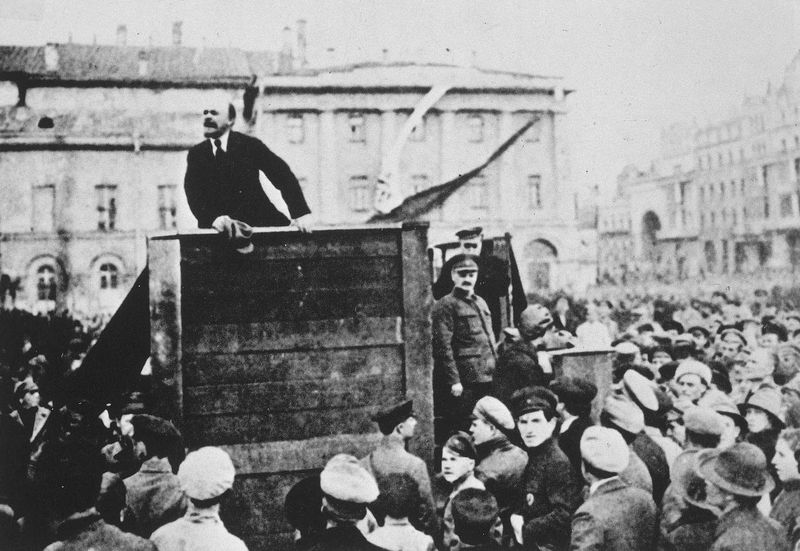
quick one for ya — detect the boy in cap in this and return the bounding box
[360,399,435,535]
[697,443,790,551]
[150,446,247,551]
[366,473,435,551]
[468,396,526,542]
[305,454,384,551]
[600,394,654,496]
[549,376,597,479]
[439,432,486,550]
[450,488,503,551]
[570,427,657,551]
[432,254,497,434]
[124,414,187,537]
[508,386,581,550]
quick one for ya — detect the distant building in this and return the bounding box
[0,33,593,317]
[599,50,800,284]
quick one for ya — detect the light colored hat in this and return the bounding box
[472,396,515,431]
[178,446,236,500]
[580,426,630,473]
[615,341,640,356]
[683,407,724,436]
[622,370,659,413]
[674,360,712,386]
[698,390,747,430]
[602,394,644,434]
[319,454,379,504]
[720,329,748,347]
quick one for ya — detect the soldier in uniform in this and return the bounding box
[360,400,436,536]
[432,254,498,436]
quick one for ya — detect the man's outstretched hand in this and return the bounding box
[292,213,313,233]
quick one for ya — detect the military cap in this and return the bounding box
[284,475,325,534]
[178,446,236,500]
[510,386,557,418]
[320,454,379,504]
[622,370,659,413]
[580,426,629,474]
[549,376,597,405]
[451,488,499,544]
[450,254,479,272]
[720,328,748,347]
[455,227,483,239]
[472,396,514,431]
[602,394,644,434]
[444,431,477,459]
[373,399,413,435]
[674,360,712,386]
[615,341,640,356]
[687,325,711,338]
[683,407,725,436]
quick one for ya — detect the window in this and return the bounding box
[710,212,716,226]
[468,176,488,209]
[348,176,370,212]
[730,180,736,197]
[468,115,484,142]
[781,194,793,218]
[36,265,57,301]
[32,184,55,232]
[410,118,426,142]
[411,174,429,194]
[157,185,177,230]
[99,263,119,289]
[348,114,365,143]
[719,181,725,199]
[287,114,305,144]
[700,213,705,229]
[96,184,118,230]
[528,175,542,209]
[741,179,746,195]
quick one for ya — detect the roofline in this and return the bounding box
[2,75,254,89]
[292,60,565,80]
[260,85,569,95]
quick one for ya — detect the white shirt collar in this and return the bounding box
[560,416,577,434]
[589,475,620,496]
[209,129,230,154]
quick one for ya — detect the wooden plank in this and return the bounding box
[182,317,402,353]
[550,349,615,423]
[401,223,435,466]
[182,405,391,445]
[183,372,403,415]
[183,345,404,386]
[147,237,183,426]
[181,287,401,324]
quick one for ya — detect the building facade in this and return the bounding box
[598,50,800,285]
[0,38,593,317]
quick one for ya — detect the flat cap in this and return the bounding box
[178,446,235,500]
[602,394,644,434]
[674,360,712,386]
[451,488,499,544]
[373,399,413,435]
[443,431,477,460]
[580,426,630,473]
[510,386,558,418]
[549,376,598,405]
[455,227,483,239]
[320,454,379,504]
[615,341,640,356]
[622,370,659,413]
[472,396,515,431]
[683,407,725,436]
[450,254,479,272]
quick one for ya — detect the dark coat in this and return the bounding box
[518,437,582,550]
[552,311,578,335]
[710,505,789,551]
[770,481,800,546]
[184,130,311,228]
[492,340,548,407]
[557,416,594,480]
[658,505,717,551]
[123,457,187,537]
[306,524,390,551]
[631,431,671,505]
[432,288,497,388]
[474,435,528,516]
[43,512,155,551]
[570,477,656,551]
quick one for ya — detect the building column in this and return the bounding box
[317,110,337,224]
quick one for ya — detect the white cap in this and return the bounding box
[178,446,236,500]
[580,426,630,474]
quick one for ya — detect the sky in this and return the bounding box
[2,0,800,194]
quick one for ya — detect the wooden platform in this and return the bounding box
[147,223,433,550]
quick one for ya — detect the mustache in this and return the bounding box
[204,120,217,127]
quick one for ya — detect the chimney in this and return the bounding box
[381,48,389,63]
[44,43,59,72]
[278,25,293,73]
[117,24,127,46]
[138,50,149,77]
[172,21,183,46]
[296,19,307,67]
[325,47,336,67]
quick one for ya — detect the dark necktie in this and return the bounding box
[214,138,226,162]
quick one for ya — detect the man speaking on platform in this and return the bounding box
[184,99,313,241]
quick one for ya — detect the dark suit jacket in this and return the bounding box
[184,131,311,228]
[631,431,671,506]
[558,416,593,480]
[711,505,789,551]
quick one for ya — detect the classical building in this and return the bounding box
[0,31,593,317]
[598,50,800,284]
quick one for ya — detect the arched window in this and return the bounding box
[36,265,57,301]
[99,263,119,289]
